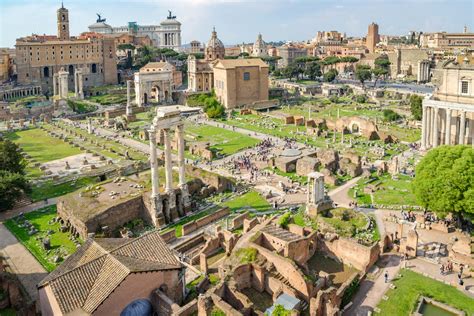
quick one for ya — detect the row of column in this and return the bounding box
[164,33,180,47]
[2,87,41,100]
[149,124,186,198]
[421,105,471,149]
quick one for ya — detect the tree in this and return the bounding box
[304,61,322,80]
[383,109,402,122]
[340,56,359,63]
[272,304,292,316]
[410,94,423,120]
[413,145,474,220]
[0,170,30,211]
[0,139,26,175]
[372,56,391,87]
[117,43,135,51]
[355,64,372,86]
[282,64,299,80]
[134,45,158,68]
[323,68,338,82]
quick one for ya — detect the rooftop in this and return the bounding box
[38,231,181,314]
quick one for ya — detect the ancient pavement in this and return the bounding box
[0,223,48,302]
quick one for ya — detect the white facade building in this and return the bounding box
[89,12,181,50]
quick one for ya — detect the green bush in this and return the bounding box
[235,247,257,263]
[383,109,402,122]
[355,94,367,103]
[278,212,291,228]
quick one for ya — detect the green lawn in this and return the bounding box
[222,190,270,213]
[185,124,259,157]
[6,128,82,163]
[29,176,99,202]
[349,173,418,207]
[376,269,474,316]
[4,205,81,272]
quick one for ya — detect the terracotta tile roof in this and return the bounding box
[214,58,269,69]
[38,231,181,314]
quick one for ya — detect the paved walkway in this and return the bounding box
[328,176,361,208]
[344,254,402,315]
[0,223,48,302]
[0,198,57,222]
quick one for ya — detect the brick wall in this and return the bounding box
[182,208,230,236]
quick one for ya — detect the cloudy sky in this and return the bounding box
[0,0,472,47]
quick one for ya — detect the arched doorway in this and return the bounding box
[350,123,360,134]
[143,93,148,105]
[68,65,74,75]
[151,85,160,102]
[43,67,49,78]
[164,90,169,101]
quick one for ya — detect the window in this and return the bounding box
[461,81,469,94]
[243,72,250,81]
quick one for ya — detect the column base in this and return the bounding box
[179,184,192,215]
[305,200,333,217]
[150,193,166,227]
[166,190,178,222]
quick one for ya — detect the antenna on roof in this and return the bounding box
[61,1,64,8]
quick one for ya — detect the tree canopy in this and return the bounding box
[413,145,474,219]
[355,64,372,86]
[410,94,423,120]
[0,138,30,211]
[323,68,338,82]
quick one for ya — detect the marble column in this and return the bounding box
[433,107,439,148]
[74,71,78,97]
[176,124,186,187]
[164,128,173,193]
[445,109,452,145]
[126,80,132,115]
[459,111,466,145]
[426,107,432,148]
[421,105,428,149]
[149,127,160,198]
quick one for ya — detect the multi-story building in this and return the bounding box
[312,31,344,44]
[421,57,474,150]
[366,22,380,53]
[213,58,269,109]
[187,28,225,92]
[15,4,117,95]
[419,31,474,49]
[0,49,12,82]
[88,11,182,50]
[277,44,308,68]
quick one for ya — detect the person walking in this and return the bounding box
[384,271,389,283]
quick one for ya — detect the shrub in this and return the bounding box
[355,94,367,103]
[235,247,257,263]
[278,212,291,228]
[383,109,401,122]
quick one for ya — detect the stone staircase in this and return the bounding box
[272,271,292,288]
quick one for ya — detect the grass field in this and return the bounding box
[29,176,99,202]
[4,205,80,272]
[222,190,270,213]
[376,269,474,316]
[6,128,81,163]
[185,124,259,157]
[349,173,418,207]
[320,208,368,237]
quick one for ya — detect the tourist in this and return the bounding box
[440,264,445,275]
[384,271,389,283]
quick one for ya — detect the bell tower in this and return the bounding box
[57,2,70,40]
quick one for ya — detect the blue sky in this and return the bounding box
[0,0,473,48]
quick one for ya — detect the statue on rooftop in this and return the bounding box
[96,13,106,23]
[167,10,176,19]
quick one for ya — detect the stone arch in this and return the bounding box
[151,85,161,102]
[350,121,361,134]
[91,63,97,73]
[68,65,74,75]
[143,92,148,104]
[43,67,49,78]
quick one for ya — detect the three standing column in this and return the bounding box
[421,105,428,149]
[432,107,439,148]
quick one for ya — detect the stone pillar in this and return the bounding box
[149,127,160,198]
[164,128,173,193]
[53,74,58,96]
[432,107,439,148]
[445,108,452,145]
[87,117,93,134]
[200,253,208,274]
[126,80,132,115]
[459,111,466,145]
[421,105,427,149]
[426,106,432,148]
[176,124,186,187]
[58,69,69,99]
[74,71,78,97]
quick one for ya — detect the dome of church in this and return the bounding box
[252,33,267,57]
[207,27,224,49]
[120,299,153,316]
